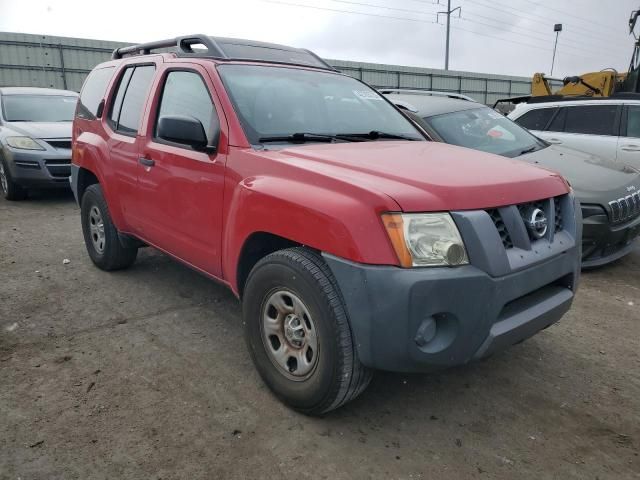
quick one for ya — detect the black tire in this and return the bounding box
[243,247,372,415]
[0,156,27,201]
[80,184,137,271]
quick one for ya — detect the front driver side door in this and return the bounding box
[136,65,227,278]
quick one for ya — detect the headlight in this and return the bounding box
[382,213,469,267]
[5,136,45,150]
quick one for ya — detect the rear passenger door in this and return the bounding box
[542,104,621,160]
[136,65,226,277]
[105,62,157,226]
[617,104,640,169]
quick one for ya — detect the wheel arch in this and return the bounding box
[235,231,304,298]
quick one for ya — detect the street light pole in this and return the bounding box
[438,0,461,71]
[551,23,562,76]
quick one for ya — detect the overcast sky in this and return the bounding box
[0,0,636,78]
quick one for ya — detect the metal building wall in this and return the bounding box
[0,32,533,103]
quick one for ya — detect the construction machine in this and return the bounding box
[493,7,640,111]
[530,7,640,98]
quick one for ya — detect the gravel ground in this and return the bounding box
[1,190,639,480]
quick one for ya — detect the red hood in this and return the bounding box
[261,141,569,212]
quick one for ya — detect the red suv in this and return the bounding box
[71,35,581,414]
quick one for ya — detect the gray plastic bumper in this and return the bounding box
[324,251,578,372]
[582,212,640,268]
[3,147,71,188]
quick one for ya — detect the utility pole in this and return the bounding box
[550,23,562,76]
[438,0,461,70]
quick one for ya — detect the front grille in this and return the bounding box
[608,192,640,224]
[44,158,71,178]
[44,139,72,150]
[487,209,513,249]
[487,195,565,249]
[554,198,563,231]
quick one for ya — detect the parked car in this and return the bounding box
[508,97,640,170]
[383,91,640,267]
[0,87,78,200]
[71,35,580,414]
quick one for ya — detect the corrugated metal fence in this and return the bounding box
[0,32,533,104]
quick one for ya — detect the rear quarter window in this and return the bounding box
[77,66,115,120]
[513,107,555,131]
[563,105,618,136]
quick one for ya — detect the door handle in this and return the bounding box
[546,138,562,144]
[621,144,640,152]
[138,157,155,167]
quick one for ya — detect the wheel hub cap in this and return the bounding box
[88,205,106,254]
[262,290,318,379]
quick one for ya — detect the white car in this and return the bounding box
[508,98,640,169]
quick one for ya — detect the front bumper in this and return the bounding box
[2,146,71,188]
[324,251,579,372]
[582,212,640,268]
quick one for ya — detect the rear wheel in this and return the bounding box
[0,157,27,201]
[81,184,137,270]
[243,247,372,415]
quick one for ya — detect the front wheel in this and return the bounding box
[243,248,372,415]
[81,184,137,271]
[0,156,27,200]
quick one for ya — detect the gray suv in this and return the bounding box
[383,90,640,267]
[0,87,78,200]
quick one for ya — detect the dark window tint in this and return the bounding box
[513,108,555,131]
[625,106,640,138]
[547,107,566,132]
[110,65,155,134]
[109,67,134,127]
[564,105,617,136]
[77,66,114,119]
[156,71,216,142]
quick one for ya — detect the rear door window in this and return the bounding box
[547,107,567,132]
[563,105,618,136]
[513,108,555,131]
[624,105,640,138]
[109,65,156,135]
[77,66,115,120]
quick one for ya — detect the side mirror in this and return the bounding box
[157,115,214,152]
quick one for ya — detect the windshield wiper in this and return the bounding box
[258,132,361,144]
[520,145,539,155]
[340,130,419,141]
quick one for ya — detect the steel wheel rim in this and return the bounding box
[0,163,8,194]
[261,289,319,380]
[88,205,106,254]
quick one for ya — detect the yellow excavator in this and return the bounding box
[531,8,640,98]
[494,8,640,110]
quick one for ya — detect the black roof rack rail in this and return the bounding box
[112,34,225,59]
[110,34,339,72]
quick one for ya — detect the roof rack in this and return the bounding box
[112,35,225,59]
[492,91,640,108]
[378,89,476,102]
[111,34,338,72]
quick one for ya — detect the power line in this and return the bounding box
[264,0,435,23]
[404,0,631,52]
[455,15,627,59]
[463,0,629,46]
[330,0,434,16]
[512,0,621,33]
[261,0,621,63]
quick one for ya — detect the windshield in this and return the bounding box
[426,107,545,157]
[2,95,77,122]
[217,64,423,145]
